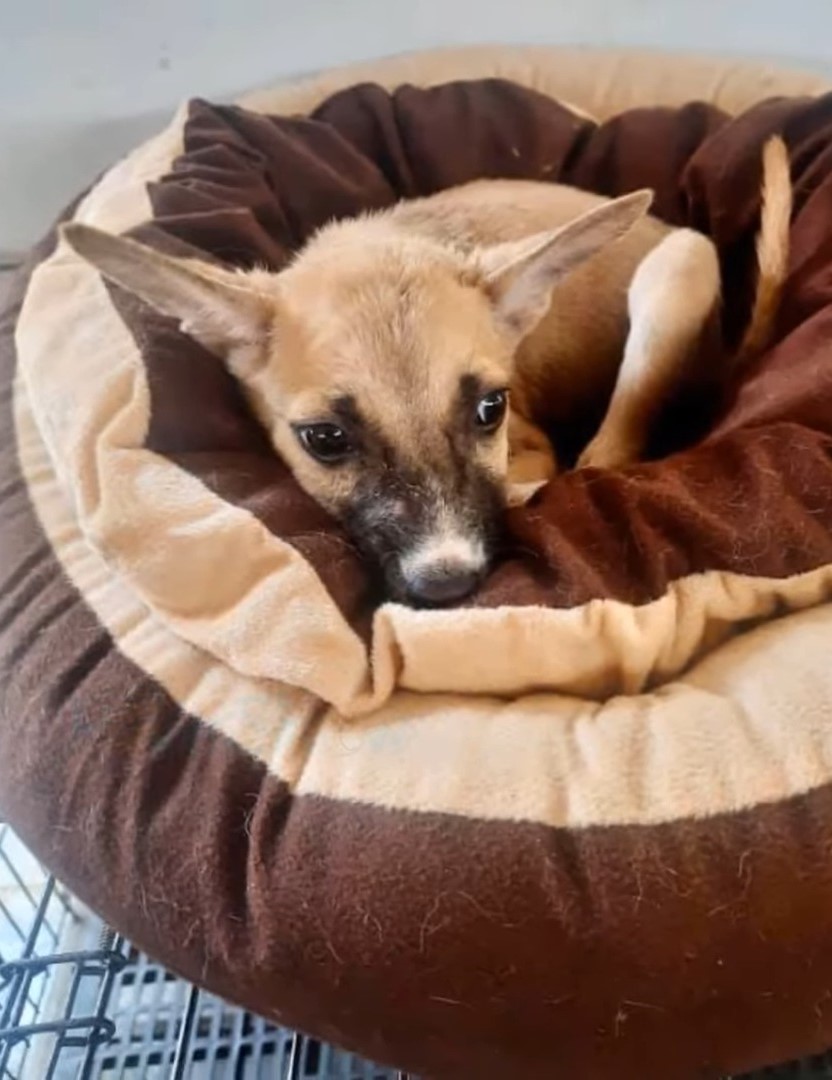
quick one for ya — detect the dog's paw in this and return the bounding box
[506,455,555,505]
[506,478,549,506]
[577,433,640,471]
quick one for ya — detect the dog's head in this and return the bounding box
[62,191,649,605]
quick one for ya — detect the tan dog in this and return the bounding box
[62,137,790,605]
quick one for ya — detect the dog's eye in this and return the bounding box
[475,390,508,432]
[296,423,354,464]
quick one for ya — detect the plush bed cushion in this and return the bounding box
[3,47,832,1080]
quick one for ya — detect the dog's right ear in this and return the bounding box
[60,223,271,355]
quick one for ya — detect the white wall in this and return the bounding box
[2,0,832,255]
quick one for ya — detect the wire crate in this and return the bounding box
[2,820,832,1080]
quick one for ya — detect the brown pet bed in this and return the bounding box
[3,47,832,1079]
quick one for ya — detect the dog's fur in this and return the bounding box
[61,137,791,605]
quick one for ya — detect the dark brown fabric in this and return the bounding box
[107,82,832,624]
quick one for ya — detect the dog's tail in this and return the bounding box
[736,135,793,363]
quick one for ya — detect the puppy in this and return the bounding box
[62,137,790,605]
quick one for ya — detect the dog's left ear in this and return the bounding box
[474,189,653,342]
[60,223,272,358]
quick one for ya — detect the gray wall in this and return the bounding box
[2,0,832,255]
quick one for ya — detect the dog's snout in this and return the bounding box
[345,465,503,605]
[406,562,482,605]
[399,534,487,606]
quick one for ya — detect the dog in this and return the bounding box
[62,136,790,606]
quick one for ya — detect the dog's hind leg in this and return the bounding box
[577,228,721,470]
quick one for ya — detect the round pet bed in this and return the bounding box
[3,46,832,1079]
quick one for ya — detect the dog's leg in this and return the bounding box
[577,229,721,470]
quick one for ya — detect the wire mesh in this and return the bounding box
[0,824,407,1079]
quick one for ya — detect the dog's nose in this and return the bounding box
[405,562,482,605]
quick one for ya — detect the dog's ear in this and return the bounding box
[474,189,653,342]
[61,223,271,355]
